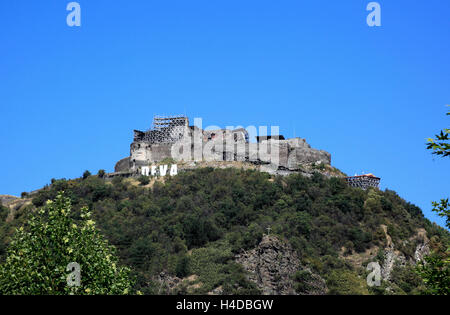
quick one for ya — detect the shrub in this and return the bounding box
[175,255,190,278]
[82,170,91,179]
[97,169,106,178]
[138,176,150,186]
[326,270,369,295]
[0,193,134,295]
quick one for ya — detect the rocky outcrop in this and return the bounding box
[382,227,430,280]
[341,225,431,283]
[235,235,326,295]
[0,195,18,207]
[414,242,430,263]
[413,228,430,263]
[155,272,182,294]
[381,246,407,280]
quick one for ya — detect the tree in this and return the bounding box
[416,252,449,295]
[82,170,91,180]
[97,169,106,179]
[426,109,450,158]
[426,108,449,227]
[0,193,134,295]
[417,108,450,295]
[175,255,190,278]
[432,199,450,230]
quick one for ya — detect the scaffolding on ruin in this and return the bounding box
[345,174,380,190]
[134,115,189,145]
[152,115,189,130]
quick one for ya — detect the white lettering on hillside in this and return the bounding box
[141,164,178,177]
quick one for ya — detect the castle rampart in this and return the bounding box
[115,115,331,176]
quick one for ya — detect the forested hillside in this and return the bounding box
[0,168,448,294]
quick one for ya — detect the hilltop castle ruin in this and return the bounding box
[114,115,331,176]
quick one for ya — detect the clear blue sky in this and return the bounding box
[0,1,448,228]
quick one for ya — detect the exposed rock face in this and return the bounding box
[414,242,430,263]
[380,227,430,281]
[155,272,182,294]
[342,225,431,283]
[0,195,18,207]
[235,235,326,295]
[0,196,32,223]
[381,246,407,280]
[208,286,224,295]
[413,228,430,263]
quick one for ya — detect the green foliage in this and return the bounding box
[418,108,450,295]
[416,251,450,295]
[390,264,424,295]
[427,130,450,157]
[0,206,8,222]
[348,227,372,253]
[239,223,263,250]
[426,108,449,158]
[312,163,326,171]
[0,193,134,295]
[183,212,221,248]
[1,167,447,295]
[97,169,106,178]
[188,241,259,294]
[159,157,176,165]
[326,269,369,295]
[432,199,450,230]
[82,170,91,180]
[138,176,150,186]
[175,255,190,278]
[293,270,317,294]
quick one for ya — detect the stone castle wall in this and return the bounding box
[115,122,331,176]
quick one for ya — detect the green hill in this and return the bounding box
[0,167,448,295]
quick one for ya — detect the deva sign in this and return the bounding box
[141,164,178,177]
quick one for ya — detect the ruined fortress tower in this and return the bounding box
[115,115,331,176]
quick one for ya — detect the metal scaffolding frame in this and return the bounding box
[152,115,189,130]
[345,175,380,190]
[134,115,189,144]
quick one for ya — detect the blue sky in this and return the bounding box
[0,1,448,228]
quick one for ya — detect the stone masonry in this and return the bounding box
[114,115,331,175]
